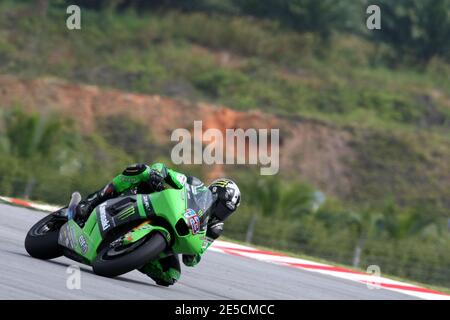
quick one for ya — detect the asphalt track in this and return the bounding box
[0,203,416,299]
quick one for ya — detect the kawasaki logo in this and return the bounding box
[99,203,110,231]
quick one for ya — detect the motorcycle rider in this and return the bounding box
[75,163,241,286]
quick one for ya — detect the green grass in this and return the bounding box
[0,2,449,132]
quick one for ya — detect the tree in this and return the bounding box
[347,199,446,268]
[36,0,49,17]
[236,0,353,39]
[347,208,385,268]
[371,0,450,63]
[240,175,315,243]
[241,176,280,243]
[0,108,75,198]
[59,0,355,40]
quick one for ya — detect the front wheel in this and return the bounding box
[24,214,66,259]
[92,232,167,278]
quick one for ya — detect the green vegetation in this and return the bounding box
[1,1,449,129]
[0,1,449,288]
[224,170,450,287]
[0,108,132,204]
[373,0,450,63]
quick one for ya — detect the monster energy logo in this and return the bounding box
[211,179,229,188]
[117,206,135,220]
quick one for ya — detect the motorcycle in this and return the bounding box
[24,185,212,277]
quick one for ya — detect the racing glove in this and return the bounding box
[148,169,165,192]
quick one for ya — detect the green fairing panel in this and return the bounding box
[122,223,171,245]
[58,178,210,266]
[149,189,206,255]
[59,208,106,263]
[60,220,99,263]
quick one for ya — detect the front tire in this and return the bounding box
[24,214,65,259]
[92,232,167,278]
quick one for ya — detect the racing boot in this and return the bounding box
[75,183,117,224]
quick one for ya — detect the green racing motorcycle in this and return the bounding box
[24,185,212,277]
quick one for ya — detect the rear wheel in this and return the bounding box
[92,232,167,278]
[24,214,66,259]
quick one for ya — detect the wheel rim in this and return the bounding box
[31,218,63,236]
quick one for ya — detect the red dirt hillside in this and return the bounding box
[0,75,355,197]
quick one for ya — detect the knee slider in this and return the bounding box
[122,163,146,176]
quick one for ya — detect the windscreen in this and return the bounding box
[186,184,214,223]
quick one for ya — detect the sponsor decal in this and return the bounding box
[59,227,70,248]
[184,208,200,235]
[120,176,139,183]
[190,217,200,234]
[142,195,151,212]
[68,226,77,249]
[184,208,196,218]
[99,203,110,231]
[78,235,88,254]
[59,225,75,250]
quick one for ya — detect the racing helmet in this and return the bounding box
[208,178,241,221]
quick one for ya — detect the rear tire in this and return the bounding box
[24,214,65,259]
[93,232,167,278]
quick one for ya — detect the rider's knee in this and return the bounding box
[154,277,178,287]
[122,163,147,176]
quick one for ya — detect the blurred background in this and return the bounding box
[0,0,449,288]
